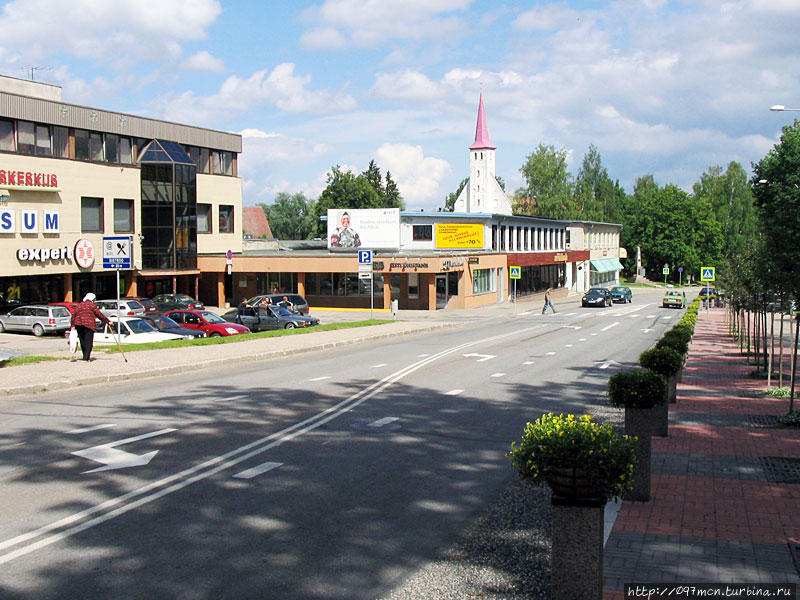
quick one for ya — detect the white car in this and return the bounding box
[95,299,146,318]
[93,317,190,345]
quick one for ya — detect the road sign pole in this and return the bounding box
[370,265,374,321]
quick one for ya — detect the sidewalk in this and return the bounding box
[603,308,800,596]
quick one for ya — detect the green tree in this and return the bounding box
[516,144,574,219]
[575,144,614,221]
[693,162,757,257]
[361,160,383,197]
[310,166,383,237]
[444,178,468,212]
[259,193,314,240]
[383,171,404,209]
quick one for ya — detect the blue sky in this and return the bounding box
[1,0,798,210]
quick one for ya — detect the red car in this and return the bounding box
[163,309,250,337]
[50,301,79,314]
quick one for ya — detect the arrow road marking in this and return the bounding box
[596,360,622,370]
[369,417,399,428]
[641,328,654,333]
[463,353,496,362]
[309,376,331,381]
[72,428,177,474]
[444,389,463,395]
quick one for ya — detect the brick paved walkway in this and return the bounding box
[603,308,800,597]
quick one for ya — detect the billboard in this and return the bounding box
[435,223,484,249]
[327,208,400,250]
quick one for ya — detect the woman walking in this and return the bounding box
[70,293,111,361]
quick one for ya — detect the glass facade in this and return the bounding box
[140,141,197,270]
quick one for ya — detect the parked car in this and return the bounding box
[93,316,191,345]
[140,314,207,339]
[698,286,717,298]
[50,301,79,314]
[0,297,23,315]
[95,298,146,318]
[125,297,158,313]
[152,294,205,312]
[662,290,687,309]
[163,309,250,337]
[244,293,310,315]
[581,287,612,307]
[610,286,632,303]
[0,304,72,336]
[222,305,320,331]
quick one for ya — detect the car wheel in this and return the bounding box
[33,323,45,337]
[284,322,296,329]
[209,332,222,337]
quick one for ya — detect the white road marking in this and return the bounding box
[562,312,576,316]
[309,376,331,381]
[565,344,573,348]
[546,351,556,356]
[214,394,249,403]
[444,389,463,396]
[371,363,387,368]
[490,373,505,378]
[233,462,283,480]
[591,333,598,336]
[579,338,587,342]
[72,428,177,474]
[463,353,496,362]
[519,311,531,315]
[369,417,399,428]
[523,361,534,365]
[641,328,654,333]
[647,315,655,318]
[601,322,620,331]
[596,360,621,370]
[66,424,115,435]
[417,353,430,357]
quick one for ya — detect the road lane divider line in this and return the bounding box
[233,462,283,480]
[66,424,115,435]
[601,322,620,331]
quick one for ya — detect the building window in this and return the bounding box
[219,205,234,233]
[408,273,419,298]
[17,120,35,154]
[35,124,52,156]
[197,203,211,233]
[119,137,132,164]
[473,268,495,294]
[213,150,233,175]
[412,224,432,241]
[104,134,118,163]
[53,126,69,158]
[198,148,210,173]
[90,132,104,161]
[81,197,104,232]
[0,119,14,151]
[114,199,134,232]
[75,129,90,160]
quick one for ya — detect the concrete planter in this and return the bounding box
[551,496,605,600]
[624,405,656,501]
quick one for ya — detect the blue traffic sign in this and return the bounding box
[358,250,372,264]
[700,267,715,282]
[509,266,521,279]
[102,236,132,270]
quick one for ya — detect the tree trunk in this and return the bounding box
[779,308,785,388]
[791,315,798,414]
[769,310,775,388]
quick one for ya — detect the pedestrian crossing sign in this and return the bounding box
[509,266,521,279]
[700,267,715,282]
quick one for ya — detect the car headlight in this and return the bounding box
[224,327,239,334]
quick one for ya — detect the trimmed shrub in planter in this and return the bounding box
[656,333,689,356]
[608,370,667,501]
[508,413,637,503]
[640,346,684,435]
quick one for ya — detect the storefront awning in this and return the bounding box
[590,258,624,273]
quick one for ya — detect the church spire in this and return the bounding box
[469,93,495,150]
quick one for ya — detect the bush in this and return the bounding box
[608,369,667,408]
[656,335,689,356]
[640,346,683,377]
[508,413,637,502]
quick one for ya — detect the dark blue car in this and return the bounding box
[582,287,612,307]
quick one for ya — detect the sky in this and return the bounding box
[0,0,798,211]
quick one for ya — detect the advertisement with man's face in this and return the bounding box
[327,208,400,250]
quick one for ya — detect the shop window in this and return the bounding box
[319,273,333,296]
[81,197,104,232]
[114,199,134,232]
[473,268,495,294]
[197,203,211,233]
[305,273,318,295]
[75,129,90,160]
[413,225,432,241]
[408,273,419,298]
[219,205,234,233]
[390,274,401,300]
[0,119,14,151]
[53,126,69,158]
[17,121,35,154]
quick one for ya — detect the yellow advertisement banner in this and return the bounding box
[435,223,484,249]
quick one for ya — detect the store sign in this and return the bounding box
[327,208,400,250]
[74,238,95,269]
[0,169,59,189]
[435,223,484,249]
[0,209,60,233]
[553,253,568,262]
[442,259,464,270]
[390,262,429,269]
[17,246,72,263]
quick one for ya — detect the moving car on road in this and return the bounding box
[662,290,687,309]
[610,286,632,303]
[0,304,72,336]
[582,287,612,308]
[223,305,320,331]
[93,316,190,345]
[164,309,250,337]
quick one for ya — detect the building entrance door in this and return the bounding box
[435,275,447,309]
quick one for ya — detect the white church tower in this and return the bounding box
[453,94,512,215]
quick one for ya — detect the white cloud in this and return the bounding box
[513,4,581,31]
[181,51,225,73]
[371,71,442,102]
[375,143,452,209]
[299,27,347,50]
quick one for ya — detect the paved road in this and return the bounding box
[0,288,683,599]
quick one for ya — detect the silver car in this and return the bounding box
[95,299,145,318]
[0,304,72,336]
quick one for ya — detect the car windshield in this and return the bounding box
[199,312,226,324]
[273,307,294,317]
[153,316,179,328]
[125,319,158,334]
[51,307,70,317]
[176,295,196,303]
[611,287,626,293]
[587,288,606,294]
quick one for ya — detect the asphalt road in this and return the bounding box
[0,289,684,599]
